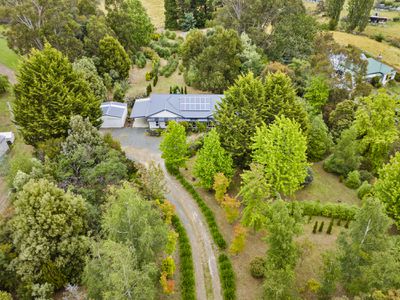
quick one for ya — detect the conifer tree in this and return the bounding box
[252,116,309,196]
[165,0,179,29]
[13,44,101,146]
[307,115,333,162]
[97,35,131,82]
[194,129,233,189]
[326,0,346,29]
[347,0,375,32]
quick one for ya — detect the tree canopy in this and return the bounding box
[13,44,101,146]
[160,121,188,170]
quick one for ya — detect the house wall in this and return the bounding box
[101,110,127,128]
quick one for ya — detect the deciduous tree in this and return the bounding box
[347,0,375,32]
[221,195,241,223]
[229,225,247,255]
[328,100,357,140]
[160,121,189,170]
[304,76,330,113]
[326,0,346,29]
[252,117,309,196]
[13,44,101,146]
[194,129,233,189]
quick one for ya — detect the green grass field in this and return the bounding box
[0,26,20,70]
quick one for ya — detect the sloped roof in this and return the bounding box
[101,102,127,118]
[366,58,395,76]
[131,94,223,119]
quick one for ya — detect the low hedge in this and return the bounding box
[172,215,196,300]
[218,254,236,300]
[160,57,179,78]
[167,165,227,250]
[291,200,359,221]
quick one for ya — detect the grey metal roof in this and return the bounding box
[101,102,127,118]
[131,94,223,119]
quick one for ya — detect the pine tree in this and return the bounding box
[319,221,325,232]
[13,44,101,146]
[165,0,179,29]
[307,115,333,162]
[194,128,233,189]
[313,221,318,233]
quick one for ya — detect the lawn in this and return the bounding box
[0,26,20,70]
[180,155,358,299]
[364,21,400,41]
[332,31,400,70]
[127,61,205,98]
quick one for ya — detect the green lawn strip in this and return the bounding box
[0,28,20,70]
[172,214,196,300]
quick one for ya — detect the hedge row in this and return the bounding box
[290,200,359,221]
[167,165,227,250]
[218,254,236,300]
[172,215,196,300]
[160,57,179,78]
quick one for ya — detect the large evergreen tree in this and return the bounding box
[97,35,132,82]
[307,115,333,162]
[11,178,89,293]
[215,73,266,166]
[194,129,233,189]
[165,0,179,29]
[326,0,346,29]
[13,44,101,146]
[251,116,309,196]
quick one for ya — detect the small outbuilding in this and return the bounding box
[100,102,128,128]
[0,132,14,158]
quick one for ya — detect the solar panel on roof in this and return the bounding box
[179,97,211,111]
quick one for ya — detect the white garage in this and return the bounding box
[100,102,128,128]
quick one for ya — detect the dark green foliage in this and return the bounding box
[347,0,375,32]
[0,75,10,94]
[147,84,152,96]
[13,44,101,146]
[345,170,361,189]
[106,0,154,54]
[293,201,358,221]
[165,0,179,29]
[171,215,196,300]
[218,254,236,300]
[326,0,345,29]
[250,257,266,279]
[337,219,341,226]
[113,81,127,102]
[313,221,318,233]
[97,35,131,82]
[266,13,318,62]
[328,100,357,141]
[307,115,333,162]
[183,27,243,93]
[319,221,325,232]
[160,57,179,77]
[153,74,158,87]
[344,219,350,228]
[83,16,115,57]
[327,218,334,234]
[134,52,147,68]
[166,165,227,249]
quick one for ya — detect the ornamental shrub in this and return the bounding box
[357,181,372,200]
[345,170,361,189]
[250,257,266,279]
[313,221,318,233]
[318,221,324,232]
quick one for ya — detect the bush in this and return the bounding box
[134,52,147,68]
[302,167,314,187]
[370,76,383,88]
[150,42,171,58]
[145,72,153,81]
[165,30,177,40]
[359,170,374,183]
[373,33,385,42]
[357,181,373,200]
[167,166,227,249]
[146,84,152,96]
[345,170,361,189]
[171,215,196,300]
[153,74,158,87]
[318,221,324,232]
[395,72,400,82]
[0,291,12,300]
[0,75,10,94]
[160,57,179,78]
[250,257,266,279]
[294,201,358,221]
[142,47,160,62]
[218,254,236,300]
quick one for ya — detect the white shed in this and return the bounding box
[0,132,15,144]
[100,102,128,128]
[0,136,9,158]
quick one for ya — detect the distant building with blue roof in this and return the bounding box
[100,102,128,128]
[131,94,223,129]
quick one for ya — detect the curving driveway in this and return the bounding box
[108,128,222,300]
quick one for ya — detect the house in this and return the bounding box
[364,57,397,85]
[100,102,128,128]
[0,132,14,158]
[370,13,389,24]
[131,94,223,129]
[330,53,397,86]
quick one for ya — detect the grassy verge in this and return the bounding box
[0,26,20,70]
[172,215,196,300]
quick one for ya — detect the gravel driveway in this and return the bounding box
[108,128,222,300]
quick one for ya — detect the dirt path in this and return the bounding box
[121,144,222,300]
[0,64,16,84]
